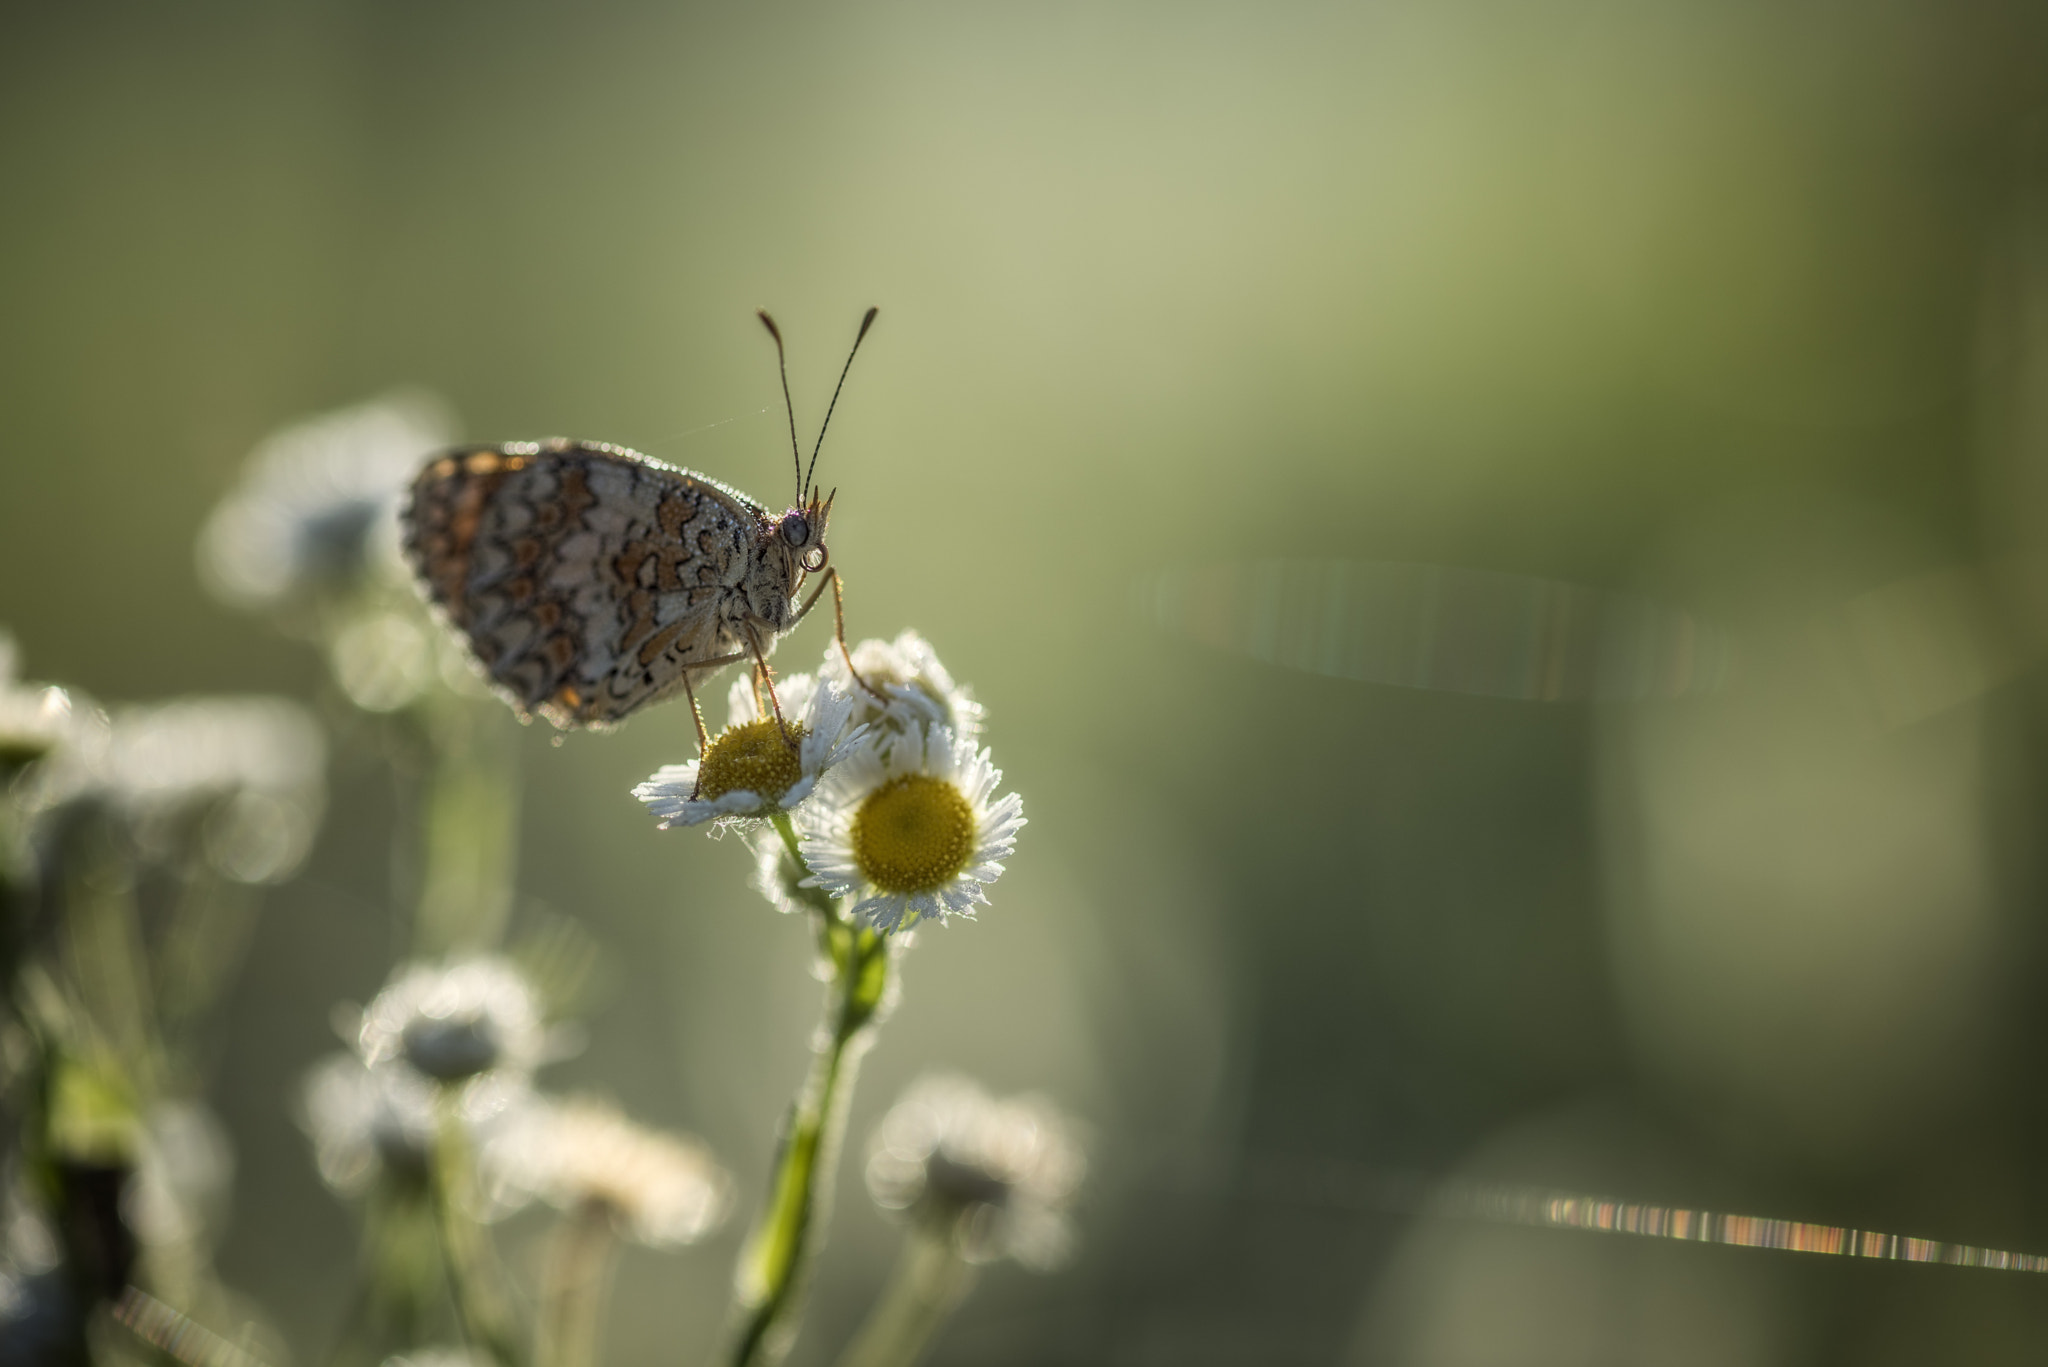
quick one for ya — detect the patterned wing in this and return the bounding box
[402,440,763,728]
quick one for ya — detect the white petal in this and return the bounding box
[856,892,909,931]
[724,676,759,728]
[632,761,702,799]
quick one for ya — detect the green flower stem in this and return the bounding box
[155,862,258,1061]
[537,1199,619,1367]
[430,1095,526,1367]
[411,697,519,956]
[0,775,31,1010]
[833,1232,978,1367]
[327,1185,440,1367]
[727,813,892,1367]
[54,812,163,1098]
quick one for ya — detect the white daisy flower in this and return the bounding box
[488,1096,733,1250]
[358,957,548,1084]
[820,630,983,744]
[95,698,324,814]
[865,1073,1085,1270]
[299,1053,437,1192]
[298,1052,533,1207]
[796,724,1023,934]
[0,635,87,771]
[198,390,454,612]
[28,695,326,885]
[126,1102,234,1253]
[632,674,863,830]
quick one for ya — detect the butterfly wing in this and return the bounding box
[402,439,764,728]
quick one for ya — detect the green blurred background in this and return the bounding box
[9,1,2048,1362]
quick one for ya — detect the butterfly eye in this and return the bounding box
[802,546,828,573]
[781,513,811,548]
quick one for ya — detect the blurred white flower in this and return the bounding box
[299,1052,437,1192]
[124,1101,233,1251]
[198,391,454,611]
[821,630,983,745]
[298,1053,532,1208]
[30,696,326,884]
[359,957,548,1084]
[798,725,1023,933]
[490,1096,733,1249]
[633,674,863,830]
[865,1074,1084,1269]
[2,1186,59,1276]
[0,635,88,771]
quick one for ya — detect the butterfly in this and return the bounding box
[401,308,878,738]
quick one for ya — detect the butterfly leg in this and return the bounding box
[680,670,711,754]
[794,568,885,700]
[674,650,762,798]
[744,632,800,747]
[678,669,713,799]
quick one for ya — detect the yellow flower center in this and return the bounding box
[850,773,975,893]
[695,719,807,803]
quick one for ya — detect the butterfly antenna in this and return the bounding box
[803,306,879,502]
[759,309,803,503]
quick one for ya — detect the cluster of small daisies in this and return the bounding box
[300,954,732,1250]
[622,627,1084,1358]
[0,631,339,1359]
[633,631,1024,935]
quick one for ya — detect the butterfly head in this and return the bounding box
[775,487,835,577]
